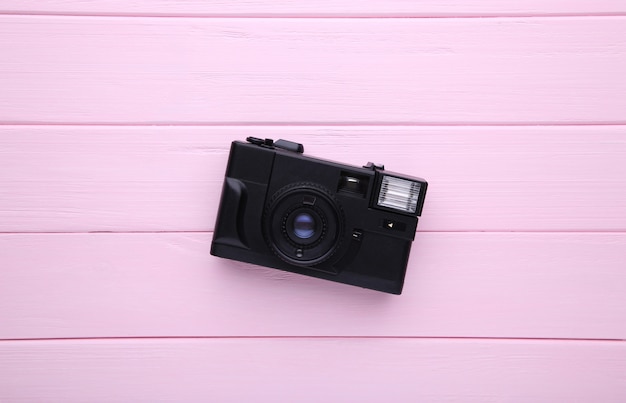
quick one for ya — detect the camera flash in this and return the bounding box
[377,175,421,214]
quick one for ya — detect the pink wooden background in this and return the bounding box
[1,1,626,401]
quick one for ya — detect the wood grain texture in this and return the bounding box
[1,0,625,17]
[2,125,626,233]
[1,16,625,125]
[2,338,625,402]
[1,232,625,340]
[1,5,625,401]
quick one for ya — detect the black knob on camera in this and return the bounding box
[246,137,303,153]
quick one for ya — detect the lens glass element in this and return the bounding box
[293,212,316,239]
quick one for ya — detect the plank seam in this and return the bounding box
[2,231,626,235]
[2,12,626,19]
[1,336,625,343]
[3,122,626,128]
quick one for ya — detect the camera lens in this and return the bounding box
[263,183,344,267]
[293,212,316,239]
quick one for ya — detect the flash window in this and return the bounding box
[377,175,421,214]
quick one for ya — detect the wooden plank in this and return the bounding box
[1,16,625,125]
[2,125,625,232]
[1,232,625,340]
[1,338,625,402]
[1,0,625,17]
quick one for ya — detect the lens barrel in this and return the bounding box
[264,183,343,266]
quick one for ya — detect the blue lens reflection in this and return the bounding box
[293,213,316,239]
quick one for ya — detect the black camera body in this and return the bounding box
[210,137,428,294]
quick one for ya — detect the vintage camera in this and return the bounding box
[210,137,428,294]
